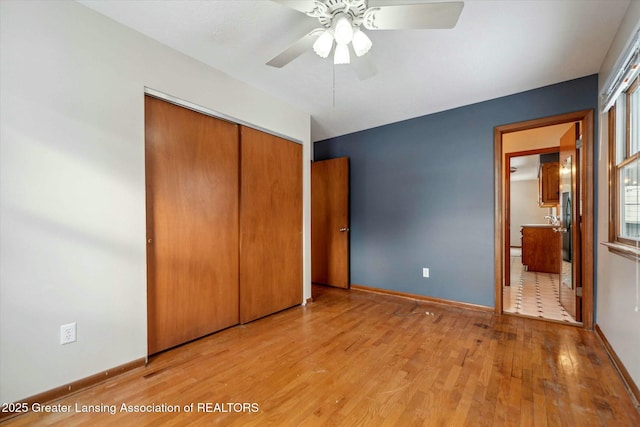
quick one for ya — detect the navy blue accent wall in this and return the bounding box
[314,75,598,307]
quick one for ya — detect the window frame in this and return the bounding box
[608,75,640,255]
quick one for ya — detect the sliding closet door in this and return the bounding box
[240,126,302,323]
[145,96,239,355]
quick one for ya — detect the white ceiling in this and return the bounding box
[77,0,630,142]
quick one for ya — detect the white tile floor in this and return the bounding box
[503,249,579,324]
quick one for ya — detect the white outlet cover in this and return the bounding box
[60,322,77,345]
[423,268,429,278]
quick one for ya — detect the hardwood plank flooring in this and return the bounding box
[3,285,639,426]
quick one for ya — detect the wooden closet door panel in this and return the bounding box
[240,126,302,323]
[145,96,239,355]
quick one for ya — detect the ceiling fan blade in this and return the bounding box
[270,0,321,15]
[266,29,324,68]
[363,2,464,30]
[352,52,377,81]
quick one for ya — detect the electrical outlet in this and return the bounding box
[60,322,76,345]
[423,268,429,278]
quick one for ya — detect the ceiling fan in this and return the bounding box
[267,0,464,79]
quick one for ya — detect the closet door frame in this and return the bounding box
[144,89,302,144]
[144,88,305,353]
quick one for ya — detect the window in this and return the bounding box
[609,76,640,250]
[603,29,639,258]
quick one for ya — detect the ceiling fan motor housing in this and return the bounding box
[308,0,368,28]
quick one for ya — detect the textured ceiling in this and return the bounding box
[77,0,630,142]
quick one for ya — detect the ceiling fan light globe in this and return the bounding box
[334,14,354,45]
[352,29,372,57]
[313,30,334,58]
[334,43,350,64]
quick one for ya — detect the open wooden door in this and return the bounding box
[145,96,240,355]
[312,158,350,289]
[558,122,581,321]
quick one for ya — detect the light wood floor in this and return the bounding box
[3,285,639,426]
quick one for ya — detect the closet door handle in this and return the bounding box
[339,227,350,232]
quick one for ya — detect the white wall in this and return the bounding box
[596,0,640,391]
[510,180,547,244]
[0,0,312,403]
